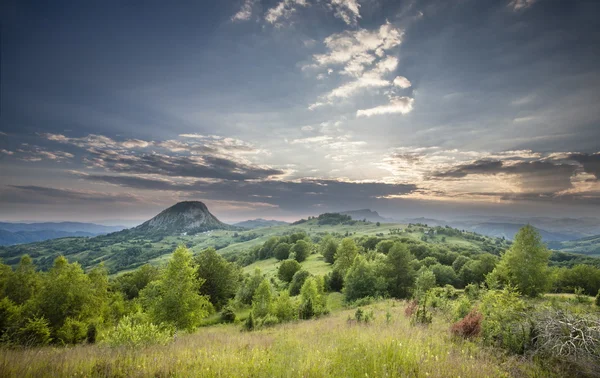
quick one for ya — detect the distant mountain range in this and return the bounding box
[0,222,126,246]
[233,219,289,229]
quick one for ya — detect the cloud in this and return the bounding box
[393,76,412,88]
[508,0,536,11]
[0,149,14,155]
[12,144,74,162]
[265,0,309,26]
[569,153,600,179]
[78,174,418,211]
[357,96,414,117]
[231,0,256,21]
[2,185,141,205]
[329,0,361,26]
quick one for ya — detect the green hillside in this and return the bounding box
[549,234,600,257]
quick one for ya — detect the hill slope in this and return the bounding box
[0,229,95,246]
[233,219,289,229]
[548,234,600,257]
[0,221,124,234]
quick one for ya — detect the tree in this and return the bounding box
[278,259,301,283]
[5,255,40,305]
[376,240,395,255]
[291,240,311,263]
[259,237,280,259]
[252,279,273,318]
[236,268,264,305]
[274,291,296,322]
[299,276,327,318]
[195,247,241,309]
[431,264,459,287]
[274,242,291,261]
[414,268,436,299]
[334,238,358,276]
[384,243,415,299]
[141,246,211,330]
[319,235,338,264]
[289,270,311,296]
[490,225,551,297]
[112,264,160,300]
[344,256,385,302]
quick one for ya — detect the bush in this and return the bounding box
[220,306,236,323]
[410,295,433,326]
[101,315,173,348]
[17,317,52,347]
[354,308,374,324]
[289,270,311,296]
[56,318,87,345]
[244,312,255,331]
[464,283,481,300]
[274,291,296,322]
[86,323,97,344]
[278,259,301,283]
[257,314,279,328]
[404,300,418,318]
[480,288,533,354]
[453,296,472,321]
[451,309,482,339]
[574,287,592,304]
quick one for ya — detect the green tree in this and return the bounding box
[431,264,458,287]
[289,270,311,296]
[299,276,327,318]
[490,225,551,297]
[291,240,311,263]
[278,259,301,283]
[236,268,264,305]
[195,247,241,309]
[414,268,436,299]
[5,255,40,305]
[274,291,296,322]
[141,246,211,330]
[344,256,386,302]
[334,238,358,276]
[259,237,280,259]
[376,240,395,255]
[384,243,415,298]
[319,235,338,264]
[274,242,291,261]
[112,264,160,300]
[252,279,273,318]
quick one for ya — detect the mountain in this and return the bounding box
[467,222,578,242]
[233,219,289,229]
[548,235,600,257]
[340,209,391,223]
[132,201,234,235]
[0,221,125,234]
[0,229,97,246]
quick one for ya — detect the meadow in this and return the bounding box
[0,299,556,378]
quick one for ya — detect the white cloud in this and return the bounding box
[357,96,414,117]
[1,149,14,155]
[329,0,361,26]
[393,76,411,88]
[508,0,536,11]
[231,0,256,21]
[265,0,309,26]
[301,125,314,131]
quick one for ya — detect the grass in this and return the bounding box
[243,253,332,278]
[0,299,553,378]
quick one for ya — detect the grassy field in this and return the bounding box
[0,299,551,378]
[243,253,332,277]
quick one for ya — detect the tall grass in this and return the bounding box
[0,300,552,378]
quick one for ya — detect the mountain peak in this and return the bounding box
[135,201,231,235]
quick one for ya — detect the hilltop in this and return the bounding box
[233,218,289,229]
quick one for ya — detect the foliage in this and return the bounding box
[252,279,274,318]
[319,235,338,264]
[141,246,212,331]
[273,291,296,322]
[101,315,173,348]
[451,308,482,339]
[291,240,311,263]
[333,238,358,276]
[410,294,432,325]
[274,242,291,261]
[414,268,436,300]
[453,296,473,321]
[111,264,160,300]
[244,311,255,331]
[299,276,327,319]
[490,225,551,297]
[277,259,301,283]
[344,256,386,302]
[56,317,88,345]
[220,306,237,323]
[236,268,264,305]
[16,317,52,347]
[480,287,533,354]
[195,247,241,309]
[384,242,415,299]
[289,270,311,296]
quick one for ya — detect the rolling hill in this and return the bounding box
[233,219,289,229]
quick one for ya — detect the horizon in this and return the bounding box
[2,0,599,222]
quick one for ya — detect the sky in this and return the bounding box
[1,0,599,224]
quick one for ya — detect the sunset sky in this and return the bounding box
[1,0,599,223]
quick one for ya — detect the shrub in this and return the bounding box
[278,259,301,283]
[274,291,296,322]
[410,294,433,326]
[289,270,311,296]
[257,314,279,328]
[101,316,173,348]
[404,300,418,318]
[86,323,97,344]
[574,287,592,304]
[56,318,87,345]
[244,312,255,331]
[464,283,480,300]
[453,296,472,321]
[17,317,52,347]
[480,288,533,354]
[220,306,236,323]
[299,297,314,320]
[451,309,482,339]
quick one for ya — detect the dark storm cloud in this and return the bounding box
[3,185,140,204]
[434,160,578,179]
[85,149,283,181]
[80,174,418,211]
[569,153,600,179]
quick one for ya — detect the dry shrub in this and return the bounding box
[451,308,482,339]
[404,300,418,318]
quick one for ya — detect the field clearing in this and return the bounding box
[0,300,550,378]
[243,253,331,277]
